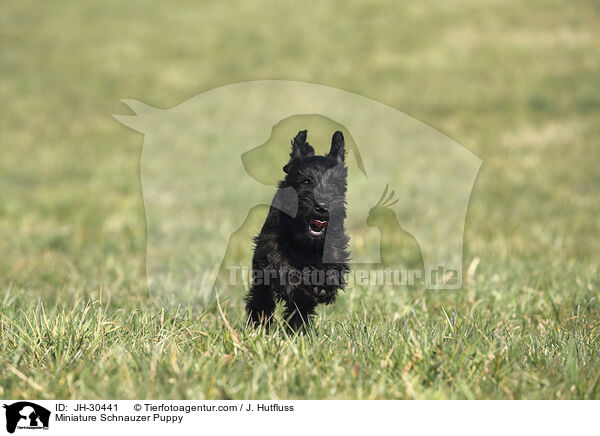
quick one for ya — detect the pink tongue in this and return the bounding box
[311,219,328,228]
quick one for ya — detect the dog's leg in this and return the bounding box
[284,295,317,330]
[246,284,276,326]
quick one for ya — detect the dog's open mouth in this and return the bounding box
[309,219,328,236]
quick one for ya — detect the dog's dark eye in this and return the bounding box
[301,179,311,185]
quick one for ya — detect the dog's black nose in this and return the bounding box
[315,202,328,214]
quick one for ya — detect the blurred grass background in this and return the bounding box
[1,0,599,398]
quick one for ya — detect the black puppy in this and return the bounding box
[246,130,350,329]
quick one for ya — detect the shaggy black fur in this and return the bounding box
[246,130,350,329]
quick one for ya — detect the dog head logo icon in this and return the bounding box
[3,402,50,433]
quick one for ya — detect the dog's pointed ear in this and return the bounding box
[284,130,314,173]
[329,131,345,163]
[291,129,315,159]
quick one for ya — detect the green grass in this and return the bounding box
[1,0,600,399]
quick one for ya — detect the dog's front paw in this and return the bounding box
[310,286,336,304]
[313,286,327,297]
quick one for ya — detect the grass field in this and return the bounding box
[1,0,600,399]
